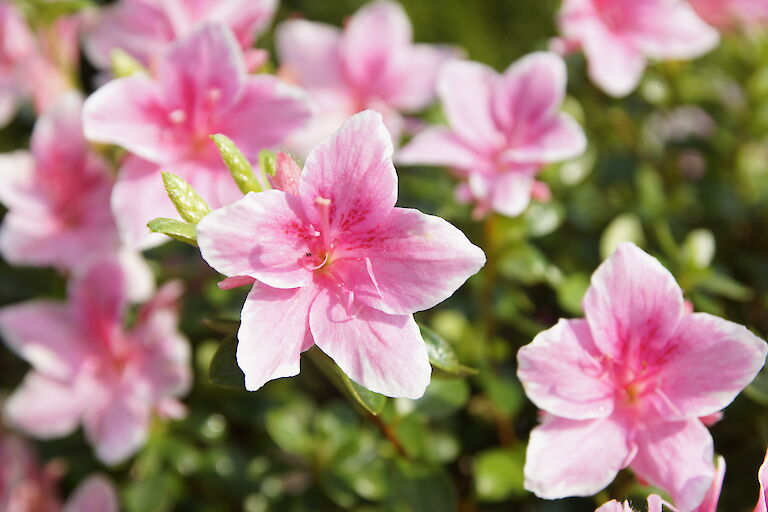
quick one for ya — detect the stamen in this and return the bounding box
[365,257,384,299]
[315,197,332,251]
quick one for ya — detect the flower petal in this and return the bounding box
[276,19,344,92]
[582,24,646,98]
[390,44,460,112]
[524,414,632,499]
[83,388,151,465]
[518,318,614,420]
[337,207,485,315]
[396,126,480,169]
[630,419,714,512]
[309,288,431,399]
[237,283,317,391]
[488,170,536,217]
[197,190,315,289]
[64,475,119,512]
[695,455,724,512]
[582,242,684,359]
[631,1,719,60]
[660,313,767,418]
[437,59,504,152]
[4,372,86,438]
[299,110,397,234]
[757,448,768,512]
[504,113,586,164]
[0,301,85,379]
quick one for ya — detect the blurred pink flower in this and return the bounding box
[518,242,766,511]
[276,0,459,156]
[0,434,119,512]
[85,0,277,70]
[0,257,191,465]
[0,5,80,126]
[0,93,146,279]
[197,110,485,398]
[596,495,666,512]
[556,0,719,97]
[757,448,768,511]
[690,0,768,30]
[83,24,310,249]
[398,52,586,218]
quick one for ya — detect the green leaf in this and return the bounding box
[600,213,645,259]
[211,134,263,194]
[17,0,93,24]
[418,324,459,373]
[474,447,526,502]
[161,172,211,224]
[746,365,768,406]
[265,399,314,457]
[414,379,469,419]
[110,48,146,78]
[556,272,590,316]
[340,372,387,415]
[147,218,197,246]
[387,460,457,512]
[208,336,245,389]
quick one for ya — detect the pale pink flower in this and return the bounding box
[197,110,485,398]
[596,495,666,512]
[398,52,586,218]
[0,2,35,127]
[0,434,119,512]
[756,448,768,511]
[85,0,277,70]
[276,0,459,156]
[518,242,766,511]
[690,0,768,30]
[0,93,138,276]
[556,0,719,97]
[0,256,191,465]
[83,24,310,249]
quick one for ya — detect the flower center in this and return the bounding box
[300,197,334,271]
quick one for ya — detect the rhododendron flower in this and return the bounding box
[691,0,768,30]
[83,24,310,249]
[398,52,586,218]
[197,110,485,398]
[0,93,147,280]
[517,242,766,511]
[0,4,79,126]
[86,0,277,70]
[556,0,719,97]
[0,256,191,465]
[0,434,118,512]
[276,0,459,156]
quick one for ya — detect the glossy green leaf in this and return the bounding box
[147,218,197,246]
[161,172,211,224]
[208,336,245,389]
[474,447,526,502]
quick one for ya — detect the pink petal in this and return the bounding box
[30,92,89,170]
[64,475,119,512]
[630,419,714,512]
[660,313,767,418]
[0,151,35,210]
[198,0,277,51]
[396,126,480,169]
[493,52,567,140]
[437,59,504,152]
[218,276,256,290]
[82,74,175,162]
[158,24,245,114]
[695,455,724,512]
[216,75,310,157]
[389,43,460,112]
[237,283,316,391]
[197,190,314,289]
[518,319,614,420]
[582,24,647,98]
[276,19,345,92]
[337,207,485,315]
[309,288,431,399]
[595,501,633,512]
[340,0,412,95]
[111,156,176,251]
[582,242,684,359]
[299,110,397,234]
[83,388,151,465]
[524,414,632,499]
[631,1,719,59]
[504,113,587,164]
[756,448,768,512]
[0,301,85,379]
[4,372,86,438]
[488,170,536,217]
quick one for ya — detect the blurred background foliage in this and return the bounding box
[2,0,768,511]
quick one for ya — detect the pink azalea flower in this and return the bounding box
[756,448,768,511]
[0,434,119,512]
[0,2,35,127]
[556,0,719,97]
[690,0,768,30]
[0,256,191,465]
[398,52,586,218]
[517,242,766,511]
[85,0,277,70]
[196,110,485,398]
[83,24,310,249]
[0,93,140,276]
[596,495,666,512]
[276,0,459,156]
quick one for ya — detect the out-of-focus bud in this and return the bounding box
[210,134,263,194]
[161,172,211,224]
[683,228,716,269]
[110,48,145,78]
[270,152,301,195]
